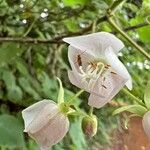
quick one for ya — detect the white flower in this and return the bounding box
[63,32,132,108]
[22,100,69,150]
[142,111,150,138]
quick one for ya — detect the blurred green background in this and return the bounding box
[0,0,150,149]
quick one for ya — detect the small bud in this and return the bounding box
[82,115,98,137]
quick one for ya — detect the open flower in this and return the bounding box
[22,78,69,150]
[63,32,132,108]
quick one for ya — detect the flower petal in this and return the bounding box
[142,111,150,138]
[29,113,69,150]
[22,100,58,133]
[105,46,132,90]
[88,74,127,108]
[63,32,124,57]
[68,70,104,98]
[68,45,95,72]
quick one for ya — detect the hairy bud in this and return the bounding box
[82,115,98,137]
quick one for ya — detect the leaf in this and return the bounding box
[1,69,16,88]
[19,77,40,100]
[64,19,80,32]
[57,77,64,104]
[63,0,90,7]
[144,81,150,109]
[138,26,150,42]
[0,114,26,149]
[7,86,23,101]
[113,105,148,117]
[16,59,29,76]
[0,43,24,66]
[69,118,86,150]
[37,72,57,100]
[0,68,23,101]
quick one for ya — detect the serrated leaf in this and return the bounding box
[113,105,148,117]
[144,81,150,109]
[0,114,26,149]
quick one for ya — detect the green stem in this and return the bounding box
[122,88,144,106]
[89,107,94,116]
[109,0,125,13]
[107,16,150,60]
[67,89,84,105]
[23,18,37,37]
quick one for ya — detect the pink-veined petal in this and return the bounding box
[88,74,127,108]
[22,100,58,133]
[68,45,95,72]
[142,111,150,138]
[68,70,104,98]
[105,46,132,90]
[63,32,124,57]
[29,113,69,150]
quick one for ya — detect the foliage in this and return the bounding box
[0,0,150,149]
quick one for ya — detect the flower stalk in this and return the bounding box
[67,89,84,105]
[122,88,145,106]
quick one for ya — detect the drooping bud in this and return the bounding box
[82,115,98,137]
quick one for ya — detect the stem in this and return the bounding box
[89,107,94,116]
[122,88,144,106]
[109,0,125,13]
[23,18,37,37]
[107,16,150,60]
[67,89,84,105]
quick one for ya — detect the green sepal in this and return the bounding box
[57,77,64,104]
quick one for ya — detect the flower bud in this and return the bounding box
[82,115,98,137]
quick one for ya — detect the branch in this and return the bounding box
[0,22,148,44]
[108,16,150,60]
[124,22,149,32]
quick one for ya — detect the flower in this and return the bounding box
[22,100,69,150]
[22,78,70,150]
[63,32,132,108]
[142,111,150,138]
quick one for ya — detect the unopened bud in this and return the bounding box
[82,115,98,137]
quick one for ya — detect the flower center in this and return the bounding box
[78,60,114,89]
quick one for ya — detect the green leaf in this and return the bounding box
[57,77,64,104]
[7,86,23,101]
[19,77,40,100]
[69,118,86,150]
[37,72,57,100]
[0,68,23,101]
[63,0,90,7]
[1,69,16,88]
[64,19,80,32]
[113,105,148,117]
[144,81,150,109]
[138,26,150,42]
[0,43,24,66]
[0,114,26,149]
